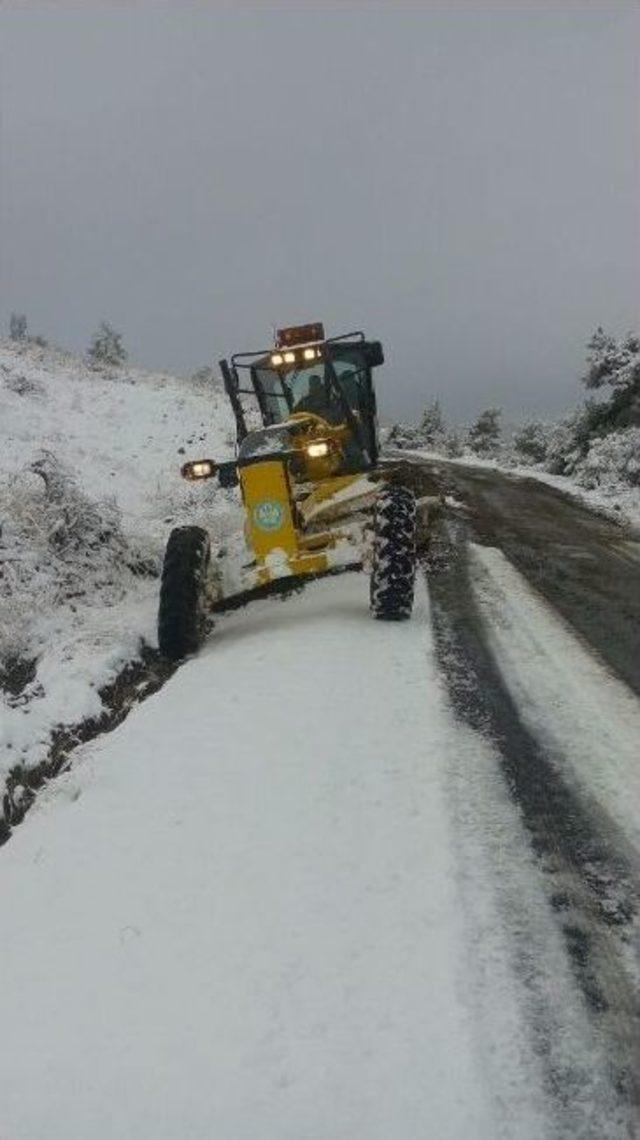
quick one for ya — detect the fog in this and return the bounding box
[1,4,638,422]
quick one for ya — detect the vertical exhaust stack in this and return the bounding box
[219,358,248,445]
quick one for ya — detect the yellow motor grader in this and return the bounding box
[158,322,417,660]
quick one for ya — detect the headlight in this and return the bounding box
[182,459,217,480]
[283,351,296,364]
[306,441,330,459]
[271,353,284,366]
[303,347,317,361]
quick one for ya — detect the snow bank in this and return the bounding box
[0,339,242,779]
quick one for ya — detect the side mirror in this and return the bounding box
[181,459,218,481]
[364,341,384,368]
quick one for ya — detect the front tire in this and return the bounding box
[370,486,417,620]
[158,526,211,660]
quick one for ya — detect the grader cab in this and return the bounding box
[221,322,382,471]
[158,323,417,660]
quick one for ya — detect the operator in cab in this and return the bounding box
[295,374,343,424]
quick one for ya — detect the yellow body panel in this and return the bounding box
[237,418,373,584]
[240,460,298,562]
[240,458,336,583]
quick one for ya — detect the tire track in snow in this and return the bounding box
[423,515,640,1135]
[424,459,640,698]
[468,542,640,859]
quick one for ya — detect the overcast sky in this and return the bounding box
[1,3,638,422]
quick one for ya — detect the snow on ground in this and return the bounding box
[443,677,628,1140]
[3,347,638,1134]
[1,340,232,538]
[0,339,242,781]
[507,463,640,531]
[1,574,563,1140]
[469,544,640,852]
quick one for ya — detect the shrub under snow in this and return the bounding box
[386,422,427,450]
[0,450,154,663]
[574,427,640,490]
[513,422,548,465]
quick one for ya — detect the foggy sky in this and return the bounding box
[1,3,639,423]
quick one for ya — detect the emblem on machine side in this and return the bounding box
[253,500,285,531]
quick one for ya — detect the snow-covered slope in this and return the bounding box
[0,339,237,541]
[0,340,241,780]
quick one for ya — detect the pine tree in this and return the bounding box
[583,327,639,390]
[467,408,502,455]
[581,328,640,431]
[444,430,464,458]
[88,321,127,367]
[420,399,445,445]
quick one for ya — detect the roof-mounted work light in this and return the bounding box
[275,322,325,349]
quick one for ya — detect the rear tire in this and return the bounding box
[370,485,417,620]
[158,526,211,660]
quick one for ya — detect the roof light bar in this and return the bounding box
[270,346,323,368]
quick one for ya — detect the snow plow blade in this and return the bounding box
[209,562,363,616]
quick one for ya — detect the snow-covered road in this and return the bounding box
[419,454,640,697]
[1,573,560,1140]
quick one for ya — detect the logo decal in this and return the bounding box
[253,499,285,532]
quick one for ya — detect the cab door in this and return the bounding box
[330,351,379,465]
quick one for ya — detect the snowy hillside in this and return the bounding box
[0,340,241,785]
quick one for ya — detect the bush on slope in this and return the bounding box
[0,451,154,664]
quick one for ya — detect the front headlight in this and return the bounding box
[182,459,217,480]
[306,440,330,459]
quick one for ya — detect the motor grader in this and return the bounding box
[158,322,417,660]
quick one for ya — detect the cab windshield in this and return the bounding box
[253,345,370,422]
[254,361,344,425]
[230,340,378,468]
